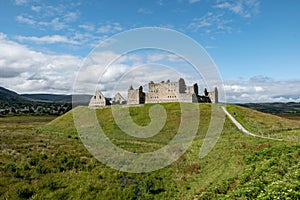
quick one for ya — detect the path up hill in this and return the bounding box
[226,104,300,141]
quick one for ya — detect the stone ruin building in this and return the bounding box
[89,90,110,107]
[111,92,127,105]
[89,78,218,108]
[89,91,126,107]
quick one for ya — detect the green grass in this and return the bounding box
[226,104,300,141]
[0,103,299,199]
[277,113,300,121]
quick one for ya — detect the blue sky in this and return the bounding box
[0,0,299,102]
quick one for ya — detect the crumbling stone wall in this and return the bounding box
[128,86,145,105]
[90,78,218,108]
[111,92,126,105]
[89,90,108,107]
[145,78,200,103]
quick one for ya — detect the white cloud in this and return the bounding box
[31,5,41,12]
[73,50,192,96]
[101,64,128,83]
[39,18,67,31]
[16,15,36,25]
[0,33,7,40]
[79,24,95,31]
[0,35,45,78]
[97,22,122,34]
[3,30,298,103]
[188,12,232,33]
[188,0,201,4]
[16,35,80,45]
[213,0,260,18]
[15,0,33,5]
[0,32,81,93]
[205,46,218,49]
[157,0,164,6]
[225,85,248,93]
[137,8,153,14]
[75,51,123,85]
[16,2,81,32]
[63,12,79,22]
[32,4,67,18]
[16,15,67,31]
[224,76,300,103]
[4,35,297,103]
[254,86,264,92]
[147,52,186,63]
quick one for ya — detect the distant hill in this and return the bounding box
[0,86,32,104]
[0,86,91,105]
[238,102,300,120]
[21,94,92,104]
[21,94,71,103]
[238,102,300,114]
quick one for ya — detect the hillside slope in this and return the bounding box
[0,86,32,104]
[239,102,300,115]
[21,94,91,104]
[45,103,300,142]
[21,94,72,103]
[1,103,299,199]
[226,104,300,141]
[0,86,91,105]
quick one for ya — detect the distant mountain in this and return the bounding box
[238,102,300,115]
[273,95,300,100]
[0,86,92,105]
[21,94,92,104]
[0,86,32,104]
[21,94,71,103]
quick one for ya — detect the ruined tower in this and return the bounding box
[208,87,218,104]
[127,85,145,105]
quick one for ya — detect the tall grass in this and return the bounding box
[0,103,299,199]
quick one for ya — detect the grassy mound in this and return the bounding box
[42,108,76,134]
[1,103,299,199]
[43,103,212,153]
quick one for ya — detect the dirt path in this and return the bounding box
[221,106,283,141]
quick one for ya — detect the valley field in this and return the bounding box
[0,103,299,199]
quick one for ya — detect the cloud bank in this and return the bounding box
[0,33,299,103]
[224,76,300,103]
[0,33,81,93]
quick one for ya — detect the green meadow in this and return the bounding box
[1,103,299,199]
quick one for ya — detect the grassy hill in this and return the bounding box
[0,103,299,199]
[0,86,32,104]
[228,104,300,128]
[226,104,300,141]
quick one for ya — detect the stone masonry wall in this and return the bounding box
[89,90,107,107]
